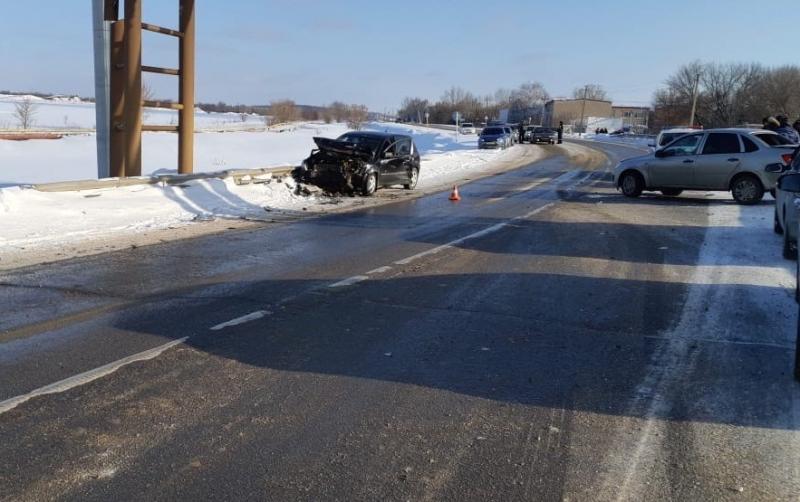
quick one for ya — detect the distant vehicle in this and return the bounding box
[613,128,795,205]
[478,126,510,149]
[294,131,420,196]
[773,153,800,259]
[651,127,698,149]
[529,127,557,145]
[460,122,476,134]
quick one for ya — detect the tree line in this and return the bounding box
[654,61,800,129]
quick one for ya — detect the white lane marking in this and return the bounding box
[328,275,369,288]
[209,310,271,331]
[367,266,393,275]
[394,203,555,267]
[0,337,188,415]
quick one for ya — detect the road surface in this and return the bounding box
[1,142,798,501]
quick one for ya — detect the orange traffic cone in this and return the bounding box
[449,185,461,201]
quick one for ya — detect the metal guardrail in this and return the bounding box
[29,165,296,193]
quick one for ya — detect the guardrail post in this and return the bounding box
[123,0,143,177]
[178,0,195,174]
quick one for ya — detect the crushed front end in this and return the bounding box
[293,137,372,195]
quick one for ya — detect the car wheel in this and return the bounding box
[620,171,644,198]
[775,208,784,235]
[660,189,683,196]
[731,175,764,205]
[770,188,776,199]
[362,172,377,196]
[784,229,798,260]
[404,167,419,190]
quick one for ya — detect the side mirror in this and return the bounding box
[383,151,395,159]
[766,163,786,174]
[648,142,656,148]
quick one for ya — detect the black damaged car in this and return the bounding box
[293,131,421,196]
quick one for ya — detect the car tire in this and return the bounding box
[775,208,784,235]
[731,175,764,205]
[784,229,797,260]
[770,188,777,199]
[620,171,644,198]
[404,167,419,190]
[362,172,377,196]
[660,189,683,196]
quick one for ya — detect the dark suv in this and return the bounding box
[294,131,421,195]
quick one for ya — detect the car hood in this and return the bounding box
[617,153,652,168]
[313,137,374,161]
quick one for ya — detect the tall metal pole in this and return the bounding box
[92,0,111,178]
[688,72,701,128]
[179,0,196,174]
[578,85,588,137]
[123,0,143,176]
[110,21,126,177]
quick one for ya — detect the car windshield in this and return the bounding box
[534,128,550,133]
[482,127,504,135]
[336,133,384,153]
[753,132,794,146]
[462,123,473,127]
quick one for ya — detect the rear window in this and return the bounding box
[754,132,794,146]
[461,123,473,127]
[702,133,741,155]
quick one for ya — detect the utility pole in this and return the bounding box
[688,71,701,128]
[578,85,589,137]
[92,0,111,178]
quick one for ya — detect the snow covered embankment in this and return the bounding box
[0,123,521,260]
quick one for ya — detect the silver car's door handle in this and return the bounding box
[683,159,694,164]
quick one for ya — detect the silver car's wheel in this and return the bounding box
[731,175,763,205]
[620,172,643,197]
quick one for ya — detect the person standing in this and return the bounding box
[557,121,564,144]
[518,123,525,144]
[776,115,800,143]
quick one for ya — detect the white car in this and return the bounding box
[614,128,795,204]
[460,122,476,134]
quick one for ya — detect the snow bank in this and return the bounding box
[0,121,523,258]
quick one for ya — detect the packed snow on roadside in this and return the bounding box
[0,121,519,254]
[568,132,654,150]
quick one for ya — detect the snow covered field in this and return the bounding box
[0,118,532,267]
[0,93,265,133]
[569,132,655,150]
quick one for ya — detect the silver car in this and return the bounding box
[613,128,796,205]
[773,152,800,259]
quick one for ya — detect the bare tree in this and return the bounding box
[270,100,299,124]
[572,84,609,101]
[398,97,430,123]
[329,101,349,123]
[13,98,37,130]
[346,104,369,130]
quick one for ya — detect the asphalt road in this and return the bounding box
[1,142,798,501]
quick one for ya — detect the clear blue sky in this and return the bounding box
[1,1,797,111]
